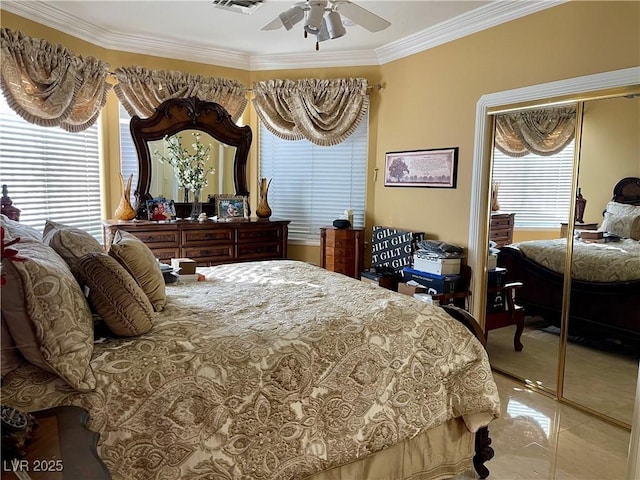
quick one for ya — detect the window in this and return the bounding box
[492,140,575,228]
[259,117,368,243]
[0,94,102,239]
[119,104,139,204]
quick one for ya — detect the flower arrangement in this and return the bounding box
[154,132,214,192]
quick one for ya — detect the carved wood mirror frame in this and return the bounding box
[130,97,252,217]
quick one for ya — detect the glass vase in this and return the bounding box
[190,188,202,220]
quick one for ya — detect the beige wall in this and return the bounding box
[374,1,639,255]
[2,1,639,267]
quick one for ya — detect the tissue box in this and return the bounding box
[487,253,497,271]
[412,255,461,275]
[171,258,196,275]
[397,282,427,296]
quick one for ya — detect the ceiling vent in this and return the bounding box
[212,0,265,15]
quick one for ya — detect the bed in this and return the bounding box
[0,211,500,480]
[498,177,640,343]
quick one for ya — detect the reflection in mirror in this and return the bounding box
[563,95,640,426]
[148,132,237,203]
[485,92,640,428]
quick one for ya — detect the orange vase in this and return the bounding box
[114,173,137,220]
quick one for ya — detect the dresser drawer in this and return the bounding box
[182,228,233,245]
[128,229,180,246]
[324,255,355,269]
[489,230,512,242]
[325,247,355,258]
[237,226,282,244]
[237,241,283,260]
[182,245,234,265]
[490,215,514,229]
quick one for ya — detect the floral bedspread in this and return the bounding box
[1,260,500,480]
[514,238,640,282]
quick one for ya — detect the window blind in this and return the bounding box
[119,103,139,204]
[492,140,575,228]
[259,117,368,243]
[0,94,102,239]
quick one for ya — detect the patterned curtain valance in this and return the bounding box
[494,106,577,157]
[252,78,369,146]
[113,67,248,122]
[0,28,112,132]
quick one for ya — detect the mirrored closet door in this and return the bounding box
[484,89,640,427]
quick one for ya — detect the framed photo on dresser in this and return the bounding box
[215,194,248,220]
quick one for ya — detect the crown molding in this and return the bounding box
[2,0,566,71]
[376,0,566,64]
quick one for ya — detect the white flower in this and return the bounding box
[154,132,214,191]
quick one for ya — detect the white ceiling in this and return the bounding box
[2,0,563,70]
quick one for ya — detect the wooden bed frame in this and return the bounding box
[498,177,640,344]
[1,185,495,479]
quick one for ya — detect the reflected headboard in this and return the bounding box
[612,176,640,205]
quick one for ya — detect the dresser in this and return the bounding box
[489,212,515,248]
[320,227,364,279]
[103,218,289,266]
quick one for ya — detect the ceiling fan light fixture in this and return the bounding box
[325,11,346,39]
[279,5,304,30]
[304,3,325,35]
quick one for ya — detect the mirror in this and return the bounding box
[484,91,640,427]
[563,95,640,425]
[130,97,251,218]
[147,133,237,202]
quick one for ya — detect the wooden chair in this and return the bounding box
[485,281,525,351]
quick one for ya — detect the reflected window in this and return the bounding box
[492,140,575,228]
[507,398,551,437]
[119,104,139,204]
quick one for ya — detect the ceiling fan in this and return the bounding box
[261,0,391,50]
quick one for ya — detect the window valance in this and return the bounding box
[252,78,369,146]
[113,67,248,122]
[494,106,577,157]
[0,28,112,132]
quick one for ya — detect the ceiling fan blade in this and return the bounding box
[261,17,284,30]
[261,4,306,31]
[335,1,391,32]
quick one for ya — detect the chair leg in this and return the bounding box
[513,312,524,352]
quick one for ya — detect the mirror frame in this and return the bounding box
[130,97,251,217]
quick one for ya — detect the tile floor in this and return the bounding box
[455,372,632,479]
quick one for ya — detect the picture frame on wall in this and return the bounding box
[384,147,459,188]
[215,194,248,220]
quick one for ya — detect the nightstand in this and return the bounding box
[3,406,111,480]
[489,212,515,248]
[560,221,598,237]
[319,227,364,279]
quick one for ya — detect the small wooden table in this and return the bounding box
[560,221,598,237]
[2,406,111,480]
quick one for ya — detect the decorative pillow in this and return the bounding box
[0,214,42,242]
[42,220,104,271]
[108,230,166,311]
[599,202,640,239]
[1,314,23,377]
[74,252,154,337]
[1,240,96,391]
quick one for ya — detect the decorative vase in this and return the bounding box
[490,181,500,212]
[190,188,202,220]
[114,173,136,221]
[256,178,272,219]
[575,187,587,223]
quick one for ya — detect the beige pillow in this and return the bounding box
[42,219,104,271]
[1,214,42,242]
[108,230,166,311]
[1,240,96,391]
[75,253,154,337]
